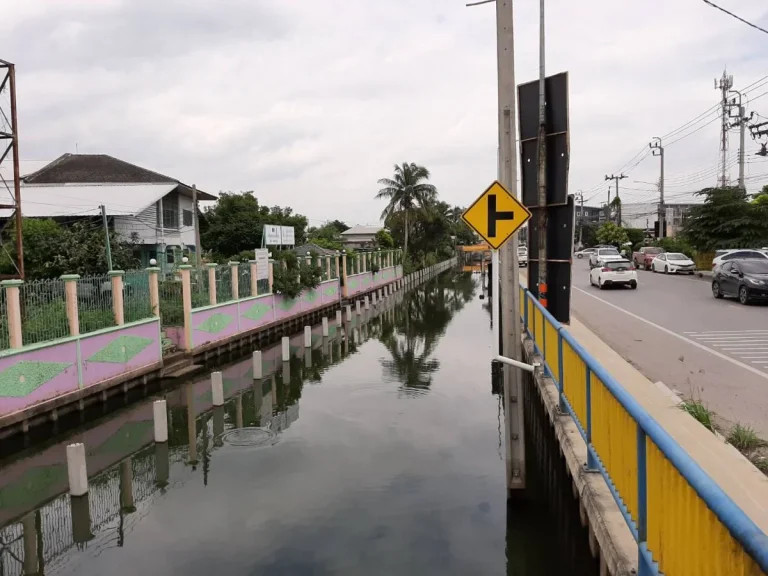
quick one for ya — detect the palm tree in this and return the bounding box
[376,162,437,255]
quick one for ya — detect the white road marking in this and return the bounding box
[573,286,768,381]
[684,330,768,335]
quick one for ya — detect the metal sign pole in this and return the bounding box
[492,249,500,357]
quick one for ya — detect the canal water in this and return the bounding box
[0,271,597,575]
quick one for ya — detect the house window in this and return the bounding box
[158,194,179,229]
[183,209,193,227]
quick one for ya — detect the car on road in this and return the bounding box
[589,259,637,290]
[632,246,664,270]
[589,247,624,269]
[712,259,768,304]
[575,247,596,259]
[518,245,528,267]
[650,252,696,274]
[711,249,768,271]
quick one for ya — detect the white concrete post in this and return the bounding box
[322,317,329,337]
[229,262,239,300]
[252,350,263,379]
[282,336,290,361]
[250,260,258,296]
[356,301,362,315]
[304,326,312,348]
[67,443,88,496]
[207,263,218,305]
[345,305,352,322]
[153,400,168,442]
[364,296,370,310]
[211,371,224,406]
[336,309,342,326]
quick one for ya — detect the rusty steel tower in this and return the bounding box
[0,59,24,279]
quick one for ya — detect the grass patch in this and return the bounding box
[680,398,716,432]
[752,456,768,474]
[727,424,765,454]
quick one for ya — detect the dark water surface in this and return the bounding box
[0,271,597,575]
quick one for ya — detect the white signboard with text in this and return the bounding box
[280,226,295,246]
[254,248,270,280]
[264,225,281,246]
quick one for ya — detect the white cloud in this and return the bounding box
[3,0,768,225]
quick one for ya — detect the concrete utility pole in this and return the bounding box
[495,0,525,491]
[728,89,747,190]
[650,138,665,238]
[604,174,627,226]
[192,184,202,266]
[715,70,733,188]
[536,0,548,310]
[575,191,584,248]
[100,204,113,271]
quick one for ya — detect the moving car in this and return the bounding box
[650,252,695,274]
[589,259,638,290]
[632,246,664,270]
[575,247,596,259]
[712,259,768,304]
[589,247,624,269]
[711,249,768,271]
[517,245,528,267]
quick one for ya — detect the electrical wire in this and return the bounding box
[701,0,768,35]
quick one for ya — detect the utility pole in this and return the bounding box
[192,184,202,266]
[492,0,525,491]
[728,89,748,190]
[100,204,113,271]
[715,70,733,188]
[536,0,548,310]
[604,174,627,226]
[650,138,665,238]
[575,190,584,248]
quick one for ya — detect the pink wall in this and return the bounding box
[81,321,162,387]
[239,294,276,333]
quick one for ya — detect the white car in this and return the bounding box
[518,246,528,267]
[589,247,624,269]
[711,249,768,271]
[651,252,695,274]
[589,259,638,290]
[575,248,596,259]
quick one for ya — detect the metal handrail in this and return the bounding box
[521,288,768,573]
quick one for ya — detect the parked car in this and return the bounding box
[712,259,768,304]
[650,252,695,274]
[517,245,528,267]
[711,249,768,271]
[589,247,624,269]
[589,259,637,290]
[575,247,596,259]
[632,246,664,270]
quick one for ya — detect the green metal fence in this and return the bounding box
[77,274,116,334]
[191,267,210,308]
[124,270,154,323]
[158,276,184,326]
[216,265,234,303]
[239,265,252,298]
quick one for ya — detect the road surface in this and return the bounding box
[564,259,768,436]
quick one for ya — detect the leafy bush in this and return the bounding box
[272,252,322,299]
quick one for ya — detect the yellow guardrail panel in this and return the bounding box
[561,338,587,431]
[591,374,639,525]
[544,318,560,384]
[646,439,763,576]
[534,307,545,353]
[519,287,525,319]
[527,297,535,334]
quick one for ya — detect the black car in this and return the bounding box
[712,260,768,304]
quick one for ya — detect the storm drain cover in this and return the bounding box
[219,427,277,447]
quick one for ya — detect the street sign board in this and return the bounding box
[264,225,281,245]
[462,180,531,250]
[280,226,295,245]
[254,248,269,280]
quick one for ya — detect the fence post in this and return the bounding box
[335,251,340,281]
[326,256,331,281]
[341,251,349,298]
[229,261,239,300]
[179,265,193,351]
[61,274,81,336]
[268,257,274,294]
[110,270,125,325]
[557,330,566,412]
[636,424,649,575]
[1,280,23,348]
[585,368,599,471]
[147,267,160,317]
[249,260,258,296]
[207,263,217,305]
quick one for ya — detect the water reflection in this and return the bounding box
[0,273,597,576]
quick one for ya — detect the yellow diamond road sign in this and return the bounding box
[461,180,531,250]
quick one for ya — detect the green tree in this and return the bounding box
[375,162,437,255]
[375,229,394,248]
[596,222,630,248]
[199,192,309,258]
[683,187,768,250]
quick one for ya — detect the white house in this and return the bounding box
[340,225,382,249]
[4,154,216,267]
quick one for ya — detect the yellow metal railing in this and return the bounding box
[520,288,768,576]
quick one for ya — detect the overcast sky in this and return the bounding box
[2,0,768,226]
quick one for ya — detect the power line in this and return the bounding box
[701,0,768,35]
